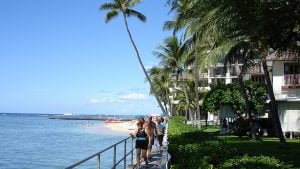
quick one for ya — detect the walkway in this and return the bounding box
[127,124,170,169]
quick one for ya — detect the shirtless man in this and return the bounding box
[143,116,157,159]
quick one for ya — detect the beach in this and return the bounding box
[105,120,137,132]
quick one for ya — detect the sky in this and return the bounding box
[0,0,173,115]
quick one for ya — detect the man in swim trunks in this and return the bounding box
[143,116,157,159]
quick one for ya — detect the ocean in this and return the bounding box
[0,113,133,169]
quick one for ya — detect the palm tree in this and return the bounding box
[153,36,199,122]
[100,0,167,115]
[148,67,173,114]
[153,36,186,82]
[166,0,292,147]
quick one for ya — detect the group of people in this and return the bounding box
[130,115,167,168]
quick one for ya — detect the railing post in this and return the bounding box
[113,145,117,169]
[66,137,135,169]
[97,154,101,169]
[131,138,134,165]
[124,139,127,169]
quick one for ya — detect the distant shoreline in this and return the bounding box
[0,113,141,121]
[48,115,135,121]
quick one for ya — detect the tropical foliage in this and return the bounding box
[101,0,299,145]
[203,81,267,117]
[169,117,291,169]
[149,0,299,145]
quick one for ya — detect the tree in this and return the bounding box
[153,36,186,82]
[203,82,267,134]
[100,0,167,115]
[224,42,259,139]
[148,67,173,114]
[153,36,188,117]
[166,0,298,147]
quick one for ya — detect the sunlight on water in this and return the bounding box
[0,114,131,169]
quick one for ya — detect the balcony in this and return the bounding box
[267,51,300,61]
[282,74,300,88]
[247,65,263,74]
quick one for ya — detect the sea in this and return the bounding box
[0,113,134,169]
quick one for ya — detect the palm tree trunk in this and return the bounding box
[164,102,168,115]
[194,55,201,129]
[261,56,287,147]
[183,84,193,123]
[166,89,172,115]
[122,14,167,115]
[237,63,256,140]
[184,109,188,124]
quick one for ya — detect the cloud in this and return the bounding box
[89,97,121,104]
[89,98,100,104]
[89,92,149,104]
[118,93,148,101]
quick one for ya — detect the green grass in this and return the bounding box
[169,118,300,168]
[201,126,300,168]
[218,135,300,168]
[201,125,220,133]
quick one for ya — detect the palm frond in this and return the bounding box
[128,0,143,7]
[126,9,146,22]
[104,10,119,23]
[100,3,118,10]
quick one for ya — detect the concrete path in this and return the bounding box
[127,146,168,169]
[127,123,170,169]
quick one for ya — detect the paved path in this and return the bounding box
[127,146,167,169]
[127,127,170,169]
[140,147,165,169]
[128,124,170,169]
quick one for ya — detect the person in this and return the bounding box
[220,118,228,134]
[130,119,148,168]
[163,115,169,124]
[156,119,165,153]
[143,116,156,159]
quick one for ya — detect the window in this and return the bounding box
[284,63,300,75]
[283,63,300,87]
[251,75,265,83]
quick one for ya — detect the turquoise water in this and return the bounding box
[0,113,132,169]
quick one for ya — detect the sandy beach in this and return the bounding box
[105,120,137,132]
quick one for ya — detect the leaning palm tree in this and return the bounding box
[148,66,174,114]
[153,36,193,119]
[100,0,167,115]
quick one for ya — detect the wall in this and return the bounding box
[272,61,300,100]
[278,102,300,132]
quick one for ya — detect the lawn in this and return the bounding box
[219,135,300,168]
[169,118,300,168]
[202,126,300,168]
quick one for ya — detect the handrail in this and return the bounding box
[161,123,171,169]
[65,136,134,169]
[283,74,300,86]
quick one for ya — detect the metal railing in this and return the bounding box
[161,123,171,169]
[283,74,300,87]
[65,136,135,169]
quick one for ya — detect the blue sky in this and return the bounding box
[0,0,172,115]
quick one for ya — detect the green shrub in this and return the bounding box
[168,117,289,169]
[220,155,291,169]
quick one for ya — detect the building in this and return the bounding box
[267,51,300,136]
